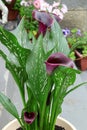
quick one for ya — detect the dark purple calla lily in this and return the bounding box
[32,10,63,35]
[32,10,53,35]
[24,112,36,124]
[45,52,74,75]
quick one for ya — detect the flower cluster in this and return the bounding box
[20,0,68,20]
[62,28,81,38]
[19,0,68,39]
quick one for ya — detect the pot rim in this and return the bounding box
[57,116,77,130]
[2,116,77,130]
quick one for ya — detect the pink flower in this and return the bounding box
[33,0,40,9]
[33,0,44,9]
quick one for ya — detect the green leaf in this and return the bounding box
[43,20,70,55]
[12,17,33,50]
[50,66,80,122]
[52,66,79,94]
[0,27,30,106]
[0,26,29,67]
[26,36,50,105]
[0,92,19,119]
[70,42,87,53]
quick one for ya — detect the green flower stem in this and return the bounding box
[51,96,64,130]
[43,106,49,130]
[34,116,38,130]
[49,88,63,130]
[39,77,52,130]
[18,118,25,130]
[25,124,30,130]
[39,102,46,130]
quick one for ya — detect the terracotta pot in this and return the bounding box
[6,0,19,20]
[75,50,87,71]
[6,0,16,9]
[7,9,19,21]
[2,117,76,130]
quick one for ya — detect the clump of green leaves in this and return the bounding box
[0,20,87,130]
[19,5,38,37]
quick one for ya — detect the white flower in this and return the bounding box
[20,0,29,7]
[5,0,12,3]
[61,4,68,14]
[47,5,53,13]
[52,9,64,20]
[52,1,60,8]
[40,2,50,11]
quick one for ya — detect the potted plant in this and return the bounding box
[2,117,77,130]
[63,28,87,70]
[2,0,20,20]
[0,2,87,130]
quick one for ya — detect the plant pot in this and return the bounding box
[6,0,19,20]
[2,117,76,130]
[75,50,87,71]
[7,9,19,21]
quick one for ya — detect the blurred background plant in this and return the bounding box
[2,0,68,38]
[0,0,68,40]
[19,0,68,39]
[62,28,87,60]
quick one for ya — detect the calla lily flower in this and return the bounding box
[32,10,53,35]
[45,52,74,75]
[32,10,61,35]
[24,112,36,124]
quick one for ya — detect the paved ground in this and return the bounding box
[49,0,87,9]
